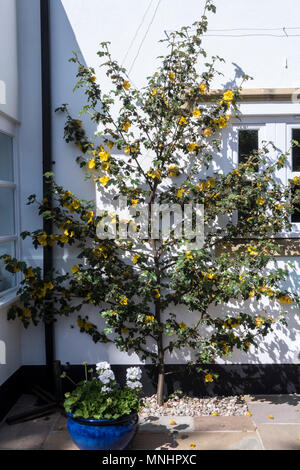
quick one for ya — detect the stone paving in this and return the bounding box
[0,394,300,450]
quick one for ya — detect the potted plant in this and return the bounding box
[62,362,142,450]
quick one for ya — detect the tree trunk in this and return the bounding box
[156,363,165,406]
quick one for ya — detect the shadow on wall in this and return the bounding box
[32,0,300,374]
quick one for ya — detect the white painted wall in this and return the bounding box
[0,0,21,385]
[17,0,45,367]
[2,0,300,380]
[0,0,18,121]
[46,0,300,366]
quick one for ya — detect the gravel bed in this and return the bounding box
[140,394,249,417]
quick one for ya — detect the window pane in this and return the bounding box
[238,130,259,164]
[0,241,16,293]
[0,187,15,236]
[292,129,300,172]
[291,187,300,223]
[0,133,13,182]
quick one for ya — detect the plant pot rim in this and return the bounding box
[66,411,138,426]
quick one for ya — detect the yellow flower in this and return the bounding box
[268,415,274,419]
[223,90,234,101]
[205,373,214,383]
[60,234,69,243]
[152,88,157,95]
[278,295,293,304]
[45,281,54,290]
[72,265,79,274]
[179,321,187,329]
[145,315,155,325]
[86,210,94,224]
[179,116,188,126]
[249,290,255,298]
[131,199,138,207]
[204,128,211,136]
[124,146,130,154]
[91,76,97,82]
[38,233,48,246]
[187,143,199,153]
[101,161,110,172]
[218,115,229,128]
[99,150,110,161]
[71,200,81,211]
[123,121,131,132]
[246,412,252,417]
[48,235,57,246]
[212,412,218,416]
[25,268,35,278]
[169,71,175,82]
[153,289,160,299]
[256,196,265,205]
[147,168,161,180]
[22,307,31,318]
[193,108,202,118]
[275,204,284,210]
[177,188,185,198]
[169,419,176,425]
[256,317,264,327]
[120,297,128,306]
[107,141,114,150]
[87,159,96,169]
[132,254,140,264]
[199,83,207,94]
[190,443,196,449]
[248,245,258,256]
[293,176,300,185]
[168,165,179,177]
[122,80,131,90]
[185,251,193,260]
[99,176,110,186]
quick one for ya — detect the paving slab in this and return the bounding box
[42,430,78,450]
[139,416,194,433]
[172,431,262,450]
[0,413,59,450]
[132,432,175,450]
[194,416,255,431]
[257,424,300,450]
[247,395,300,424]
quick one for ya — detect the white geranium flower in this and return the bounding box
[101,385,112,393]
[96,361,111,371]
[98,368,115,384]
[126,366,142,381]
[127,380,142,390]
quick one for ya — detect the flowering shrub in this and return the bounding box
[62,363,143,420]
[1,0,300,405]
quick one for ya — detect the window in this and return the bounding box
[288,127,300,226]
[236,128,260,223]
[238,129,259,165]
[0,131,18,294]
[292,128,300,172]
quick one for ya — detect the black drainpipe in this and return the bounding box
[40,0,54,388]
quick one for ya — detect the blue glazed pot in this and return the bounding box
[66,411,139,450]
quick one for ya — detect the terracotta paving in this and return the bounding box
[0,394,300,450]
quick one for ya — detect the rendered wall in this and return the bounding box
[16,0,300,367]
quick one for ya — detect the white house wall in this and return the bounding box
[0,0,18,121]
[42,0,300,366]
[17,0,45,368]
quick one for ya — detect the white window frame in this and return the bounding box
[0,114,20,305]
[230,123,266,227]
[286,124,300,235]
[231,122,266,167]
